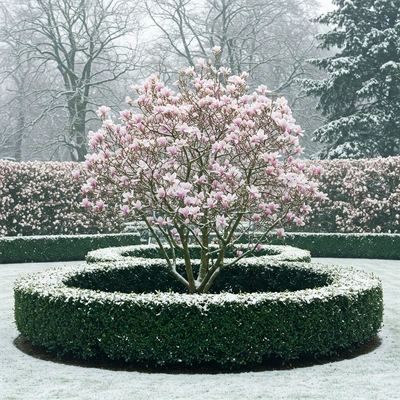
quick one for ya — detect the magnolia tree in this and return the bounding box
[77,50,325,294]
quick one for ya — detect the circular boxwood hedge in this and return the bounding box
[85,244,311,264]
[14,256,383,368]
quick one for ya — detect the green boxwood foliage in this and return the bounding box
[0,233,140,264]
[85,244,311,264]
[14,258,383,368]
[271,232,400,259]
[3,232,400,263]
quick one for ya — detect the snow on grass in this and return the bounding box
[1,258,400,400]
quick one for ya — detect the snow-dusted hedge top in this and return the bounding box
[85,244,311,264]
[15,258,380,305]
[272,232,400,259]
[14,258,381,306]
[14,258,383,367]
[0,233,140,264]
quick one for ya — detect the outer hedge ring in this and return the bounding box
[14,258,383,367]
[85,244,311,264]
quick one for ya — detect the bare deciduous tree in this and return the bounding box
[143,0,325,155]
[0,0,143,161]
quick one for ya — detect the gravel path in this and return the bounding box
[1,258,399,400]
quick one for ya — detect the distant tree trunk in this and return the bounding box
[12,79,26,162]
[14,115,24,162]
[68,96,88,161]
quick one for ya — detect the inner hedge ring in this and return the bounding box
[85,244,311,264]
[14,258,383,368]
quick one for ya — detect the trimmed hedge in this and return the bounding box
[14,257,383,368]
[0,233,140,264]
[271,232,400,260]
[3,232,400,263]
[85,244,311,264]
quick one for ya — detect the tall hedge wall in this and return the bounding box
[0,161,123,236]
[1,157,400,236]
[303,157,400,233]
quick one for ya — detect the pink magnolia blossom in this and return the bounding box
[97,106,110,117]
[267,202,279,212]
[102,119,114,129]
[167,146,178,157]
[87,177,97,188]
[179,207,190,218]
[216,215,227,230]
[121,205,130,216]
[294,217,305,227]
[163,172,179,185]
[133,200,142,211]
[197,58,207,68]
[256,84,270,95]
[123,192,133,202]
[157,187,166,199]
[94,200,104,212]
[251,129,268,144]
[189,206,203,220]
[183,66,195,76]
[157,216,165,227]
[275,228,285,238]
[286,211,295,221]
[120,176,129,186]
[248,185,261,200]
[301,204,312,215]
[219,66,231,75]
[80,56,322,294]
[120,109,131,119]
[157,137,168,146]
[212,45,221,54]
[252,214,261,222]
[310,165,324,175]
[205,198,217,209]
[195,175,207,185]
[316,191,328,201]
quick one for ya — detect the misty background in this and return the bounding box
[0,0,335,162]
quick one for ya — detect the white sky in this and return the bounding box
[319,0,337,11]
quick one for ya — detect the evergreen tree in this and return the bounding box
[302,0,400,159]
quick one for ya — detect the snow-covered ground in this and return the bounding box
[1,258,399,400]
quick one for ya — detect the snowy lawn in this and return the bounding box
[1,258,399,400]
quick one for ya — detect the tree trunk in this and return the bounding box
[69,101,87,162]
[13,97,25,161]
[13,125,23,162]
